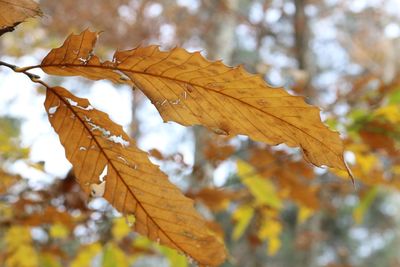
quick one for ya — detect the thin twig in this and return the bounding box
[14,64,40,72]
[0,60,51,89]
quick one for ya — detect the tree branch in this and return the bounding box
[0,61,50,88]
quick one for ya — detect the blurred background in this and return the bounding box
[1,0,400,266]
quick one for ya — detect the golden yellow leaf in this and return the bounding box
[5,245,39,267]
[158,245,189,267]
[356,153,378,174]
[71,243,102,267]
[112,217,131,241]
[348,143,381,175]
[102,243,130,267]
[0,0,42,35]
[132,236,152,249]
[373,105,400,123]
[232,205,254,240]
[249,148,320,209]
[297,205,313,224]
[44,86,226,266]
[4,226,38,267]
[237,160,282,209]
[35,29,351,177]
[49,223,69,239]
[334,143,387,187]
[5,225,31,251]
[258,219,282,256]
[258,220,282,240]
[267,237,281,256]
[131,236,188,266]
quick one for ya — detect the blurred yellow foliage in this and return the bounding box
[5,226,32,251]
[0,202,13,220]
[49,223,69,239]
[4,226,38,267]
[373,105,400,123]
[112,216,131,241]
[258,219,282,256]
[298,205,313,224]
[267,237,281,256]
[102,243,130,267]
[237,160,282,209]
[5,245,39,267]
[353,187,378,224]
[71,243,101,267]
[39,253,62,267]
[232,205,254,241]
[158,245,188,267]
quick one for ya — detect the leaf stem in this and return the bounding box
[14,65,40,72]
[0,60,50,88]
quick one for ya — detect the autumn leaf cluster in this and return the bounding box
[6,1,400,267]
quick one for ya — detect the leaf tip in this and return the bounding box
[345,161,356,188]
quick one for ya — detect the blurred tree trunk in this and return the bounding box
[293,1,319,267]
[294,0,308,71]
[130,89,143,139]
[294,0,313,99]
[192,0,238,186]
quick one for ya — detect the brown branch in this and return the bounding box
[0,60,51,89]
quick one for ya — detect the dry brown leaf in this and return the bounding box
[44,86,226,266]
[16,206,74,229]
[359,121,398,156]
[249,149,319,209]
[204,136,236,165]
[148,148,164,160]
[36,29,351,176]
[0,0,42,35]
[187,188,239,212]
